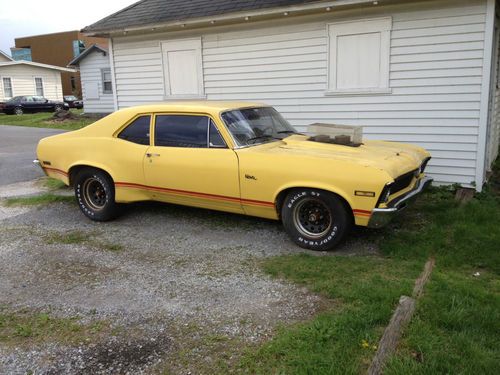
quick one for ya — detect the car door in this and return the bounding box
[144,113,243,214]
[21,96,36,112]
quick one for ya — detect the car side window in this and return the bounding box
[118,115,151,145]
[155,115,209,148]
[209,120,227,148]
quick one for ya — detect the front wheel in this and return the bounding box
[14,107,23,115]
[75,169,119,221]
[281,189,352,251]
[54,104,63,112]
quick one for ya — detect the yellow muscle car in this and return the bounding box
[35,102,432,251]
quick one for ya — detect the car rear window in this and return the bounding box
[118,115,151,145]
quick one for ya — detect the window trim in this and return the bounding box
[152,112,228,149]
[101,68,113,94]
[34,77,44,96]
[326,17,392,95]
[160,37,206,100]
[2,77,13,98]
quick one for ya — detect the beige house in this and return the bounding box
[0,59,75,102]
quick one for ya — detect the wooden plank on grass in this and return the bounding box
[367,257,435,375]
[367,295,416,375]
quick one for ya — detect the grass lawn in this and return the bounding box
[0,109,97,130]
[239,162,500,374]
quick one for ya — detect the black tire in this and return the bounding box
[54,104,63,112]
[75,169,119,221]
[14,107,23,115]
[281,189,352,251]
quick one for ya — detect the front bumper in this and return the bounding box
[367,176,433,228]
[33,159,46,174]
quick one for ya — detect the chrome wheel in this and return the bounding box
[14,107,23,115]
[82,177,107,211]
[293,197,332,238]
[55,105,63,112]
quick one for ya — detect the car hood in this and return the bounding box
[272,135,430,179]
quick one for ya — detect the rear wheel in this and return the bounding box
[281,189,352,251]
[14,107,23,115]
[75,169,119,221]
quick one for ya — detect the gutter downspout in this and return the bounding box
[476,0,496,192]
[108,37,119,111]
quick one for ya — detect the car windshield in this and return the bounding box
[64,96,78,100]
[221,107,298,147]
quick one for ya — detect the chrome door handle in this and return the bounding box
[146,153,160,157]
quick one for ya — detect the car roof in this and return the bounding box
[116,101,269,115]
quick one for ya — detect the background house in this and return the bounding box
[0,50,13,62]
[82,0,500,191]
[0,60,75,102]
[11,30,107,97]
[68,45,114,114]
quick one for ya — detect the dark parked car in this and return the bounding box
[2,96,68,115]
[63,95,83,109]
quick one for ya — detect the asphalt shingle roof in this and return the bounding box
[83,0,323,33]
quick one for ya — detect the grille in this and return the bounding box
[391,169,418,195]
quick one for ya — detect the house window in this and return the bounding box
[327,17,392,94]
[101,69,113,94]
[2,77,13,98]
[34,77,44,96]
[160,38,204,98]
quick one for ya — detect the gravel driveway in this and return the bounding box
[0,182,377,374]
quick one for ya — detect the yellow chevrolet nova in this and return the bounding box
[36,102,432,251]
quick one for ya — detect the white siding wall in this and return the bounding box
[0,65,63,101]
[79,51,114,113]
[112,0,491,187]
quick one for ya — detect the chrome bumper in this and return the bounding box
[33,159,46,174]
[368,176,433,228]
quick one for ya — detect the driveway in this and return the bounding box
[0,125,65,186]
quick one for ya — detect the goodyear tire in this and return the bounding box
[75,169,119,221]
[281,189,351,251]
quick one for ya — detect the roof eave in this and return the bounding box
[82,0,385,37]
[68,45,108,66]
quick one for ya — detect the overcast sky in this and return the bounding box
[0,0,138,56]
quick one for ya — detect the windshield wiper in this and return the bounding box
[277,130,297,134]
[246,135,279,144]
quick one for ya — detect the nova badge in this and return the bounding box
[245,174,257,180]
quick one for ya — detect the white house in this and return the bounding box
[0,60,75,102]
[82,0,500,191]
[68,45,115,114]
[0,50,13,62]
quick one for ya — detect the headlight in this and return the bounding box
[420,157,431,174]
[377,182,394,207]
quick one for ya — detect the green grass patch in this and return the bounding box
[0,109,96,130]
[239,162,500,374]
[239,256,421,374]
[44,229,125,252]
[3,193,74,206]
[39,177,67,191]
[0,308,111,346]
